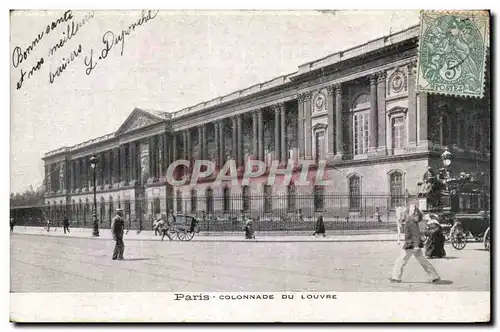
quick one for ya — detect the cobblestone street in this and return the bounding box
[10,233,490,293]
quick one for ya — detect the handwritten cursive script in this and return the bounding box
[48,11,94,57]
[12,10,73,68]
[84,10,159,76]
[49,44,83,84]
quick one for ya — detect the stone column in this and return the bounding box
[232,116,238,163]
[198,126,203,160]
[297,94,305,159]
[252,112,258,157]
[74,160,80,190]
[214,122,220,168]
[45,165,50,194]
[273,105,281,161]
[202,124,207,161]
[82,157,88,190]
[162,133,168,178]
[326,85,335,159]
[280,104,287,163]
[258,110,264,161]
[157,135,163,179]
[303,92,313,159]
[369,74,378,153]
[334,84,344,160]
[417,92,429,150]
[237,114,243,167]
[148,137,154,180]
[120,144,127,186]
[377,72,387,155]
[107,150,113,186]
[172,133,177,161]
[129,142,136,184]
[115,147,121,185]
[219,120,225,167]
[69,161,74,192]
[407,61,418,149]
[183,130,188,160]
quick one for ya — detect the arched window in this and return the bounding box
[223,187,231,213]
[176,190,182,213]
[389,171,405,209]
[242,185,251,213]
[352,93,370,155]
[287,184,296,212]
[263,185,272,213]
[190,189,197,213]
[349,175,361,211]
[205,188,214,214]
[313,185,324,211]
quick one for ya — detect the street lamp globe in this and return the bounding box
[90,154,98,169]
[441,147,452,167]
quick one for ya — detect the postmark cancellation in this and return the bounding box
[416,10,490,98]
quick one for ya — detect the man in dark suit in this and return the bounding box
[63,216,70,234]
[111,208,125,260]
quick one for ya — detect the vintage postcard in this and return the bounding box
[9,9,491,323]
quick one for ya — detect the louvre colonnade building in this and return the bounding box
[42,25,491,228]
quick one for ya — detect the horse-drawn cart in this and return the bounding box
[418,166,490,251]
[161,214,200,241]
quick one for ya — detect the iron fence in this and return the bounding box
[10,192,490,232]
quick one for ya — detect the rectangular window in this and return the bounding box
[353,112,369,155]
[315,131,325,163]
[392,116,406,149]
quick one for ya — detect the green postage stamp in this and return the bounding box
[417,10,490,98]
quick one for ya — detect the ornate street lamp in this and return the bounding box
[90,154,100,237]
[441,146,452,168]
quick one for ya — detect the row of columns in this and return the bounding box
[174,103,292,170]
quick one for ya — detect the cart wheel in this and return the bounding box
[484,227,490,251]
[451,229,467,250]
[167,229,177,241]
[177,230,187,241]
[185,231,195,242]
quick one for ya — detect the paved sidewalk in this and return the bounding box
[11,226,400,242]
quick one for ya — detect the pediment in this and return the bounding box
[115,109,164,136]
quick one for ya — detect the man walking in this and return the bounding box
[111,208,125,260]
[10,218,15,232]
[390,201,441,283]
[63,216,70,234]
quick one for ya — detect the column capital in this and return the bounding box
[271,102,285,112]
[377,71,387,83]
[406,60,418,74]
[369,74,378,85]
[297,92,312,102]
[334,83,342,95]
[326,84,335,95]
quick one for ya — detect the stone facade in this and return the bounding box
[42,25,490,225]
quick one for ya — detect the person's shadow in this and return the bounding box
[121,258,153,261]
[401,280,453,285]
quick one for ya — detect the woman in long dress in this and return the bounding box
[424,214,446,259]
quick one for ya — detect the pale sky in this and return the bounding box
[10,10,420,193]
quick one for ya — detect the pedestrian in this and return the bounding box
[111,208,125,260]
[297,209,304,222]
[423,214,446,259]
[46,219,51,232]
[10,218,15,232]
[390,202,441,283]
[244,219,255,239]
[63,216,70,234]
[313,213,326,237]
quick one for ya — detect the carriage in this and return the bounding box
[418,167,490,251]
[161,214,200,242]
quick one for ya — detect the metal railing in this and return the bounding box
[10,193,411,232]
